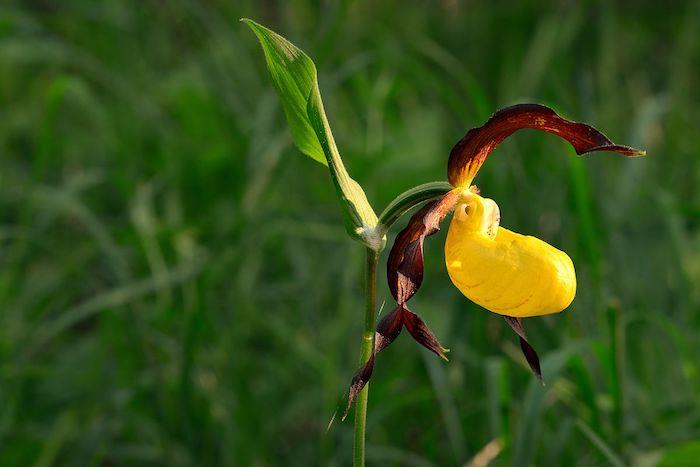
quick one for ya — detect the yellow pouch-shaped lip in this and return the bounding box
[445,191,576,317]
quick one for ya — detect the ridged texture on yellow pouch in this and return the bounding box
[445,191,576,317]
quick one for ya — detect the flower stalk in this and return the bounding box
[353,247,379,467]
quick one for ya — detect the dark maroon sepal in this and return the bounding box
[342,306,404,420]
[388,190,460,304]
[343,352,375,421]
[448,103,646,187]
[402,307,449,361]
[343,303,451,418]
[504,316,543,384]
[344,192,460,419]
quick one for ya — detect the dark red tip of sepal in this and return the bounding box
[504,316,543,384]
[402,307,449,361]
[343,352,375,421]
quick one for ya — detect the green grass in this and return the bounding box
[1,1,699,465]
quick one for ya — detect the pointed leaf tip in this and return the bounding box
[243,18,326,165]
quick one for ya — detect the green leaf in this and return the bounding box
[243,19,381,249]
[241,19,325,165]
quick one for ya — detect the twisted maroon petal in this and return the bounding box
[344,191,458,418]
[448,103,646,187]
[388,190,460,303]
[342,305,450,420]
[343,305,404,420]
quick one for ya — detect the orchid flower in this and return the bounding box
[345,103,644,416]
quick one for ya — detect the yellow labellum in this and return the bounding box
[445,190,576,317]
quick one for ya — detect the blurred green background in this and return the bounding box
[1,1,699,465]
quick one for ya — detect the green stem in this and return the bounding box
[354,247,378,467]
[349,182,451,464]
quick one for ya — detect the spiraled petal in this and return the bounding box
[344,192,459,417]
[388,190,460,303]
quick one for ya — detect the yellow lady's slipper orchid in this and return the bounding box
[345,104,644,414]
[445,188,576,318]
